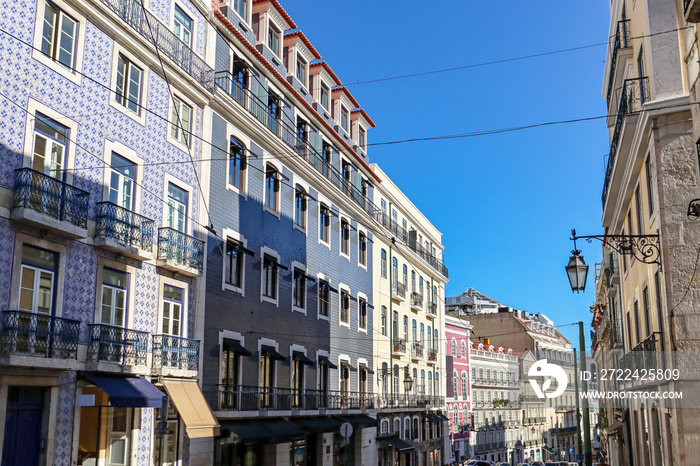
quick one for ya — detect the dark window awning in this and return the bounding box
[359,364,374,374]
[221,419,305,444]
[228,241,255,256]
[381,436,414,451]
[318,355,337,369]
[294,416,342,434]
[333,415,378,429]
[293,352,315,367]
[82,373,164,408]
[266,256,288,271]
[405,439,422,450]
[341,361,357,372]
[223,339,251,356]
[261,346,286,361]
[435,413,449,421]
[424,414,441,422]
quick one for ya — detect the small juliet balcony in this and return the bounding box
[426,302,438,318]
[86,324,149,374]
[156,227,204,276]
[11,168,89,238]
[95,202,154,260]
[427,348,438,364]
[410,292,423,311]
[152,334,199,378]
[392,338,406,355]
[411,343,424,361]
[392,282,406,302]
[0,311,80,370]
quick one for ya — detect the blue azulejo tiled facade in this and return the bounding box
[0,0,216,464]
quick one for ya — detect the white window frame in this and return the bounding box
[222,228,246,296]
[161,173,194,236]
[267,20,282,58]
[12,241,64,318]
[290,260,307,315]
[159,279,187,337]
[218,329,245,385]
[101,140,144,212]
[108,44,148,125]
[339,215,351,260]
[166,93,195,150]
[289,344,308,393]
[357,291,368,333]
[317,193,332,249]
[224,126,251,197]
[260,246,280,306]
[93,260,136,330]
[169,1,201,55]
[338,283,350,328]
[295,54,307,87]
[338,354,351,394]
[316,273,331,322]
[292,176,310,235]
[262,159,283,219]
[32,0,86,84]
[357,225,368,270]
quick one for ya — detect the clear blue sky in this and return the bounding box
[282,1,611,346]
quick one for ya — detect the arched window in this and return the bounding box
[420,370,425,394]
[486,369,491,381]
[435,372,439,396]
[393,364,399,394]
[461,372,467,397]
[451,338,457,357]
[419,323,425,346]
[228,137,246,190]
[381,419,389,435]
[453,370,458,395]
[264,164,279,211]
[427,326,432,351]
[381,362,388,395]
[428,372,432,395]
[460,340,466,358]
[294,185,307,229]
[394,418,400,436]
[402,264,407,285]
[412,417,419,440]
[380,249,387,278]
[413,368,418,395]
[412,319,417,345]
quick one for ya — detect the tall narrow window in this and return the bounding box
[633,300,641,346]
[294,187,307,229]
[341,161,351,195]
[173,5,193,46]
[358,298,367,330]
[319,204,330,243]
[267,23,280,56]
[293,268,306,310]
[643,286,651,338]
[635,185,643,234]
[358,127,366,151]
[340,290,350,324]
[161,285,183,336]
[259,349,275,408]
[291,354,304,407]
[380,305,387,336]
[645,156,654,214]
[166,183,188,233]
[228,138,246,190]
[32,113,68,179]
[340,219,350,256]
[655,271,664,350]
[321,143,331,178]
[262,255,278,300]
[412,319,417,345]
[231,57,248,105]
[358,232,367,266]
[40,1,78,69]
[233,0,246,19]
[380,249,387,278]
[101,268,128,327]
[295,119,307,156]
[340,106,349,132]
[392,257,398,287]
[170,96,192,146]
[267,92,280,134]
[19,245,58,315]
[318,280,330,317]
[296,57,306,86]
[225,240,244,288]
[115,55,142,114]
[265,165,279,211]
[402,265,408,287]
[403,315,408,342]
[320,84,329,111]
[109,153,135,210]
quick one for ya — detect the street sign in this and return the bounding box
[570,447,575,454]
[340,422,353,439]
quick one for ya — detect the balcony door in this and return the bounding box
[16,245,57,355]
[31,113,68,180]
[166,183,188,233]
[109,152,135,210]
[99,269,128,362]
[107,407,132,466]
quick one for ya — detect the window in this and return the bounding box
[402,265,408,287]
[340,219,350,256]
[412,319,417,344]
[32,113,68,178]
[231,57,248,104]
[161,285,183,336]
[358,298,367,330]
[264,165,280,212]
[291,353,304,407]
[635,185,643,234]
[296,56,306,86]
[259,347,276,408]
[267,92,280,134]
[392,257,398,288]
[221,339,241,389]
[453,371,458,396]
[461,340,466,358]
[340,290,350,324]
[420,323,424,346]
[100,268,128,327]
[108,152,135,209]
[380,306,387,336]
[267,23,280,56]
[646,156,654,214]
[295,119,307,155]
[293,268,306,310]
[340,106,349,132]
[320,84,329,110]
[403,315,408,341]
[225,240,244,288]
[319,204,330,243]
[380,249,387,278]
[115,54,142,114]
[358,127,366,150]
[233,0,246,19]
[173,5,193,46]
[294,186,307,229]
[321,142,331,178]
[358,232,367,266]
[170,95,192,147]
[19,245,58,315]
[451,338,457,357]
[262,255,278,300]
[166,182,188,232]
[318,280,330,317]
[341,161,351,195]
[228,138,246,190]
[40,1,78,69]
[643,286,651,338]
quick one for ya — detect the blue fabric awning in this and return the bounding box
[82,373,165,408]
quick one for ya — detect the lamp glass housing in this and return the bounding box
[566,252,589,293]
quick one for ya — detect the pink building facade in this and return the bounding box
[445,315,472,463]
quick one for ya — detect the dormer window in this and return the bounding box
[268,23,280,56]
[358,127,366,151]
[296,56,307,86]
[233,0,247,20]
[341,106,349,133]
[320,84,329,110]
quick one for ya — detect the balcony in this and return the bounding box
[523,416,546,425]
[152,334,199,378]
[685,0,700,23]
[426,302,437,317]
[411,343,424,360]
[98,0,214,91]
[156,227,204,276]
[552,425,577,434]
[427,349,438,363]
[524,439,543,447]
[11,168,89,238]
[602,77,649,206]
[606,20,631,104]
[621,331,664,377]
[392,282,406,302]
[392,338,407,355]
[207,386,377,412]
[0,311,80,369]
[555,405,576,413]
[380,393,444,410]
[87,324,149,373]
[411,293,423,310]
[95,202,154,260]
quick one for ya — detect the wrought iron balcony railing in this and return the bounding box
[13,168,89,229]
[96,202,154,251]
[0,310,80,359]
[427,348,438,362]
[380,393,444,409]
[393,282,406,299]
[411,292,423,308]
[603,77,649,205]
[523,416,546,425]
[152,334,199,372]
[606,20,631,103]
[427,302,438,316]
[157,227,204,273]
[622,331,664,372]
[206,385,377,411]
[98,0,214,91]
[392,338,406,354]
[87,324,149,366]
[411,343,424,359]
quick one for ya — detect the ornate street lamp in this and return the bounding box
[566,237,589,293]
[403,366,413,392]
